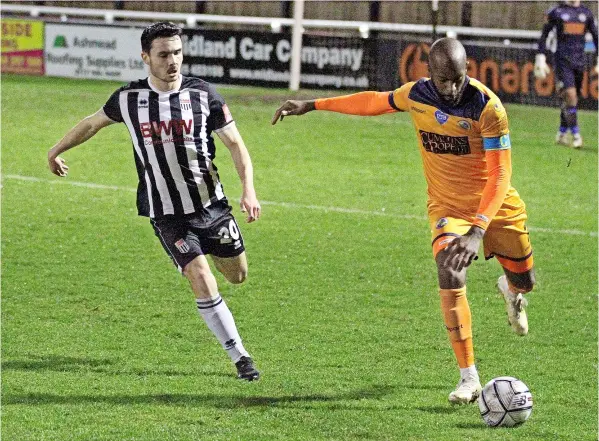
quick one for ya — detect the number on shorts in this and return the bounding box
[228,219,240,240]
[217,220,240,243]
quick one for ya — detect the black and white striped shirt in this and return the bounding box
[103,75,233,219]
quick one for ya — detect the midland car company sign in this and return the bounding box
[45,24,146,81]
[181,29,372,89]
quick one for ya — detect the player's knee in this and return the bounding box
[510,271,535,294]
[518,275,535,293]
[224,268,247,284]
[183,259,212,283]
[436,264,466,289]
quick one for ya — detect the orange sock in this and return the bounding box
[439,287,474,368]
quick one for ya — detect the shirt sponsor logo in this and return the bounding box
[420,130,471,155]
[140,119,193,138]
[436,217,449,229]
[180,98,192,111]
[174,239,190,254]
[434,110,449,125]
[458,120,471,130]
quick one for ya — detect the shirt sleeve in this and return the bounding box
[102,88,124,123]
[538,8,557,55]
[587,12,598,56]
[208,84,234,131]
[473,149,512,230]
[389,82,414,112]
[479,98,511,151]
[315,91,397,115]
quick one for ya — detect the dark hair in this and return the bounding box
[141,22,182,53]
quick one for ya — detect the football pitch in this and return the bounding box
[2,74,597,440]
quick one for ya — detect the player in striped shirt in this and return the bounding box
[273,38,536,404]
[48,22,261,381]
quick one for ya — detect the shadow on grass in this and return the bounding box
[415,405,458,414]
[1,355,215,378]
[3,385,397,410]
[454,422,487,429]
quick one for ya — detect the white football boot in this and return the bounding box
[555,131,570,146]
[448,375,482,405]
[498,275,528,336]
[571,133,583,149]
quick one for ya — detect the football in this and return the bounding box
[478,377,533,427]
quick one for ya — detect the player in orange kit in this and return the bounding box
[272,38,535,405]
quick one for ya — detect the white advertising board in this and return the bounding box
[45,24,147,81]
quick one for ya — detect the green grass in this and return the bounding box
[2,74,597,441]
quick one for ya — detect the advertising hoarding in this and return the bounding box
[1,19,45,75]
[45,24,146,82]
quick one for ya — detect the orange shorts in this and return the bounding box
[429,209,534,274]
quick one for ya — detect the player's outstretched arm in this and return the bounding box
[47,109,117,177]
[272,91,397,125]
[271,100,316,125]
[217,123,261,223]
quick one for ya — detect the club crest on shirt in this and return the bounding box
[174,239,190,254]
[435,110,449,125]
[561,14,570,20]
[579,13,586,22]
[436,217,449,229]
[458,120,471,130]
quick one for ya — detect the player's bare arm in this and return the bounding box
[271,100,316,124]
[217,123,261,223]
[47,108,117,177]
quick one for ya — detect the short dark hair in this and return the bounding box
[141,22,182,53]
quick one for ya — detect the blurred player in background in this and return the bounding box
[272,38,535,405]
[48,22,261,381]
[534,0,598,148]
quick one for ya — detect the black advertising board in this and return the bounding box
[180,28,597,109]
[181,29,375,90]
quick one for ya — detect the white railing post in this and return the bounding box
[289,0,304,91]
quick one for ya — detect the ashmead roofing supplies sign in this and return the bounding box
[1,19,44,75]
[45,24,146,81]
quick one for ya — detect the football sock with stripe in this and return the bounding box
[564,106,578,132]
[559,107,568,133]
[440,287,475,371]
[196,295,249,363]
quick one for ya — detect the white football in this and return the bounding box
[478,376,533,427]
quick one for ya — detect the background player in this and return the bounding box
[534,0,598,148]
[272,38,535,405]
[47,22,261,381]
